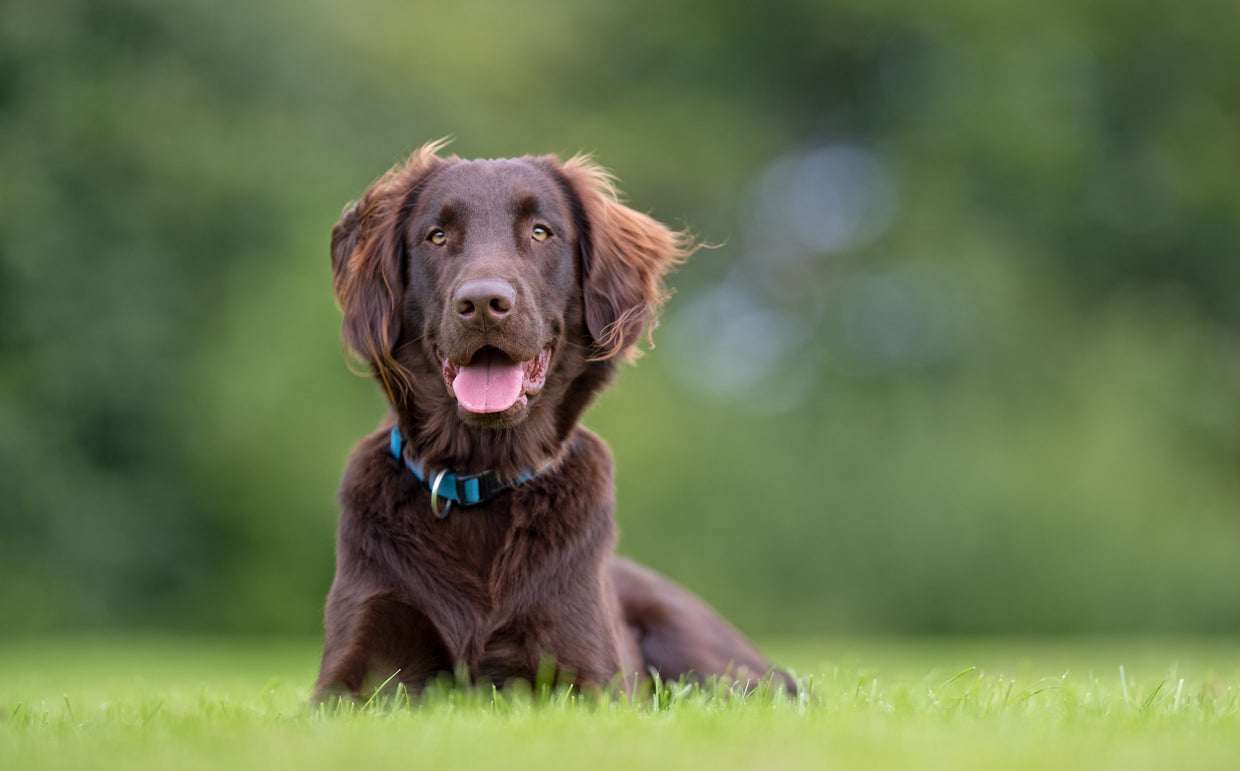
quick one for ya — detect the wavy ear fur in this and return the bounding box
[556,156,696,361]
[331,140,451,392]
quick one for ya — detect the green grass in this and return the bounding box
[2,638,1238,770]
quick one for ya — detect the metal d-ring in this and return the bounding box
[429,469,452,519]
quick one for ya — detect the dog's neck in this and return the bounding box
[388,426,569,517]
[386,359,615,480]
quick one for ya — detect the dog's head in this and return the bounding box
[330,142,692,464]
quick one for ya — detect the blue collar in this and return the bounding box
[389,427,556,518]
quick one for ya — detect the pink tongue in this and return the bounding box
[452,349,525,413]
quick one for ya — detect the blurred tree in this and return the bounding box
[0,0,337,629]
[1,0,1237,636]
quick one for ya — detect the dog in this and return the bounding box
[315,141,792,700]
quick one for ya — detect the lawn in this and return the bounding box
[2,637,1238,770]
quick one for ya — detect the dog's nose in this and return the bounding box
[454,279,516,326]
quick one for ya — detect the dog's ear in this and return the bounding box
[556,156,696,361]
[331,140,450,390]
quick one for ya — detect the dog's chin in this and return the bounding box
[456,396,532,429]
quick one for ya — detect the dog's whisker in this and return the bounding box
[394,335,429,354]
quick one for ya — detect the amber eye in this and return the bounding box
[532,225,551,242]
[428,229,446,246]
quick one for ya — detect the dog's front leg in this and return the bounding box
[313,589,451,703]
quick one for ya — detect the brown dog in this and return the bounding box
[315,141,791,699]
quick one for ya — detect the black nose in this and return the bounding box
[454,279,516,326]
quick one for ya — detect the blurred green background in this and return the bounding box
[1,0,1237,640]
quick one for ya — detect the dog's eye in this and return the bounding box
[428,229,447,246]
[532,225,551,242]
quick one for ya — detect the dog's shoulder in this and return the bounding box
[509,425,617,524]
[336,423,410,520]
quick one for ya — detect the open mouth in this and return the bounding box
[439,345,552,414]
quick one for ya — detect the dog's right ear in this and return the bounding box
[330,140,450,391]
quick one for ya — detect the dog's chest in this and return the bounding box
[406,509,559,665]
[403,503,547,616]
[429,506,514,587]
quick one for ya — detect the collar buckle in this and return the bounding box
[451,470,506,506]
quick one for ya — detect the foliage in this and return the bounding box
[1,0,1238,635]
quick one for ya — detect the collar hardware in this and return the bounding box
[428,469,452,518]
[389,427,557,517]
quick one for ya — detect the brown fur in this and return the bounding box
[315,142,792,700]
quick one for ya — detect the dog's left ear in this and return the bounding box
[555,156,696,360]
